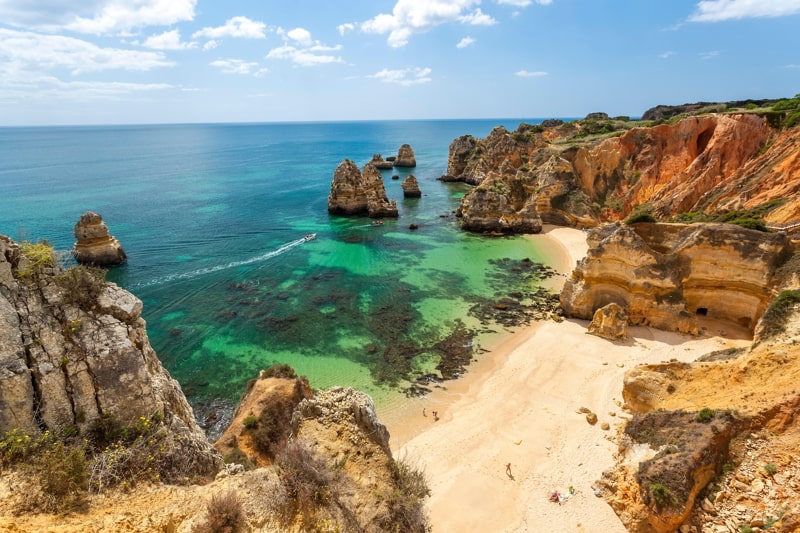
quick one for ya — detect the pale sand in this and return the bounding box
[381,225,752,532]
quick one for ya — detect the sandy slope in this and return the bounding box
[385,226,752,533]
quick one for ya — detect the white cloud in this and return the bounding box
[209,59,262,75]
[286,27,313,46]
[699,50,720,59]
[0,28,173,76]
[337,22,356,35]
[515,69,548,77]
[202,40,218,51]
[456,36,476,48]
[0,75,174,103]
[690,0,800,22]
[659,50,675,59]
[267,29,344,66]
[66,0,196,35]
[786,64,800,69]
[369,67,432,86]
[458,8,497,25]
[143,29,196,50]
[266,44,343,66]
[192,16,267,39]
[495,0,552,5]
[362,0,498,48]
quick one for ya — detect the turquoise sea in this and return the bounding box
[0,119,555,414]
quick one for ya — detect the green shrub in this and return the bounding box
[242,415,258,429]
[727,218,768,232]
[16,241,56,280]
[696,408,715,423]
[649,483,676,508]
[625,212,657,224]
[192,491,246,533]
[55,265,107,310]
[763,463,778,475]
[27,440,88,513]
[223,448,254,470]
[759,290,800,339]
[261,363,297,379]
[277,441,341,514]
[378,458,431,533]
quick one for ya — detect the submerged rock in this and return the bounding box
[71,211,127,266]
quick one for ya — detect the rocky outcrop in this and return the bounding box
[71,211,127,266]
[370,154,394,170]
[445,114,800,233]
[401,175,421,198]
[328,159,398,218]
[560,222,792,334]
[0,235,220,473]
[601,304,800,533]
[588,302,629,340]
[393,144,416,167]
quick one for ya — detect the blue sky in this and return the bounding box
[1,0,799,125]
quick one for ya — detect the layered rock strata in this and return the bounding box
[401,175,421,198]
[393,144,417,167]
[328,159,398,218]
[0,235,220,472]
[587,302,629,340]
[444,114,800,233]
[71,211,127,266]
[560,222,792,334]
[369,154,394,170]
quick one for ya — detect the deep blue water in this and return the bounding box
[0,119,555,407]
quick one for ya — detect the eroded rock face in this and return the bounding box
[588,302,629,340]
[370,154,395,170]
[401,175,421,198]
[560,222,792,334]
[446,114,799,233]
[72,211,127,266]
[393,144,416,167]
[328,159,398,218]
[0,235,221,474]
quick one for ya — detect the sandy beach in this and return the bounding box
[383,226,752,532]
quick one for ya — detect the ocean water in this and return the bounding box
[0,119,554,409]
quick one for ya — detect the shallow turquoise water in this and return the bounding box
[0,120,553,407]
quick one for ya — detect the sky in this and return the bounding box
[0,0,799,125]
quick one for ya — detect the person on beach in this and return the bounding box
[505,463,513,478]
[423,408,427,417]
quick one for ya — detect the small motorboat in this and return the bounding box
[304,233,317,241]
[370,220,384,227]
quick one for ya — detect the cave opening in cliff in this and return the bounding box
[695,128,714,156]
[696,307,708,316]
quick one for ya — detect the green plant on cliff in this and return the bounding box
[378,457,431,533]
[625,203,656,224]
[192,490,247,533]
[15,241,56,280]
[55,265,107,310]
[696,407,715,423]
[759,290,800,340]
[648,482,677,509]
[276,441,343,518]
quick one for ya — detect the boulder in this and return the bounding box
[369,153,394,170]
[584,112,609,120]
[393,144,417,167]
[328,159,398,218]
[401,175,422,198]
[588,302,629,340]
[71,211,127,266]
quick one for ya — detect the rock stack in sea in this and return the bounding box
[393,144,417,167]
[369,154,394,170]
[71,211,127,266]
[401,175,421,198]
[328,159,398,218]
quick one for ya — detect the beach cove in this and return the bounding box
[382,226,753,532]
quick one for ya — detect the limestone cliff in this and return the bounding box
[328,159,398,218]
[560,222,792,334]
[393,144,417,167]
[71,211,127,266]
[446,114,800,233]
[0,235,220,471]
[401,175,421,198]
[600,299,800,533]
